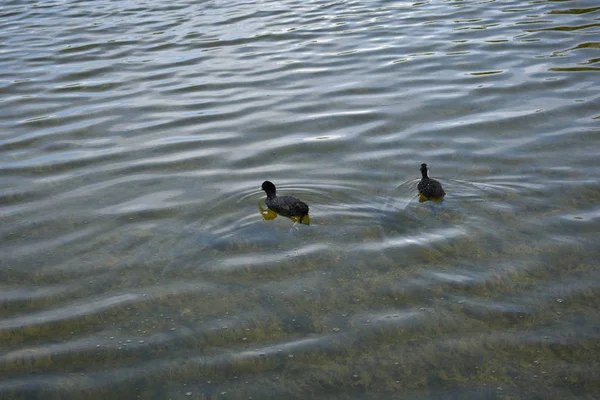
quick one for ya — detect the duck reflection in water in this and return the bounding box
[417,163,446,213]
[260,181,310,232]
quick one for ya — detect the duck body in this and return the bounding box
[417,163,445,202]
[261,181,309,223]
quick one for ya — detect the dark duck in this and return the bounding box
[417,163,445,203]
[261,181,310,225]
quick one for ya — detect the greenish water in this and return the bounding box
[1,0,599,399]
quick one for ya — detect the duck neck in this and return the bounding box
[420,166,429,179]
[265,189,276,200]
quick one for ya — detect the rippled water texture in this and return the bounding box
[1,0,600,398]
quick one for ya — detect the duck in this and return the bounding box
[417,163,445,202]
[261,181,310,224]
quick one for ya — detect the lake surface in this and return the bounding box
[1,0,599,398]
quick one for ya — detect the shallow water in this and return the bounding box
[1,0,599,398]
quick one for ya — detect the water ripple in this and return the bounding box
[0,294,140,332]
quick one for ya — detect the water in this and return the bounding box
[1,0,599,398]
